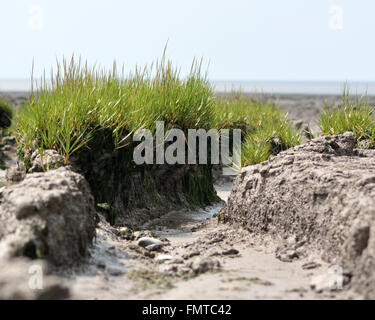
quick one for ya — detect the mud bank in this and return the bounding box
[0,157,361,300]
[1,91,372,300]
[221,133,375,298]
[67,130,219,227]
[59,183,359,300]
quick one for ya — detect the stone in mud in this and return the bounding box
[146,244,164,251]
[302,262,322,270]
[277,237,307,261]
[29,149,64,173]
[182,250,200,260]
[0,167,96,265]
[138,237,164,249]
[1,136,16,146]
[118,227,134,240]
[105,265,127,276]
[276,248,299,263]
[0,145,11,152]
[220,134,375,298]
[156,254,173,262]
[5,163,26,185]
[221,248,239,256]
[190,258,221,275]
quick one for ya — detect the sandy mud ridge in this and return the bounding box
[0,143,361,299]
[1,87,374,299]
[221,133,375,298]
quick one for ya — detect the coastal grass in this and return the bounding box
[213,93,301,166]
[319,90,375,148]
[15,56,214,164]
[15,56,300,170]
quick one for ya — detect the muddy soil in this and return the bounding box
[54,184,359,300]
[0,91,367,299]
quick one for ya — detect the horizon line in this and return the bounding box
[2,78,375,84]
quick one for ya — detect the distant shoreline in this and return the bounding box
[2,80,375,96]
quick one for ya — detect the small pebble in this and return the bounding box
[156,254,173,262]
[222,248,239,256]
[146,244,163,251]
[138,237,163,248]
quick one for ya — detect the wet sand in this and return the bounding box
[64,183,359,300]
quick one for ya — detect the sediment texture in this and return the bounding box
[71,132,218,227]
[221,133,375,298]
[0,167,96,265]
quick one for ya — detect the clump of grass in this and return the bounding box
[15,56,299,171]
[213,93,300,166]
[0,97,13,130]
[15,55,214,164]
[319,89,375,148]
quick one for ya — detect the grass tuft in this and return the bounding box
[16,55,214,164]
[15,57,300,171]
[319,89,375,148]
[213,93,300,166]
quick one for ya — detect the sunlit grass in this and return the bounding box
[213,93,300,166]
[15,56,300,169]
[319,89,375,148]
[16,55,214,164]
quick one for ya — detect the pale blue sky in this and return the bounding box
[1,0,374,81]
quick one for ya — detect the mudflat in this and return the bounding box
[0,90,372,300]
